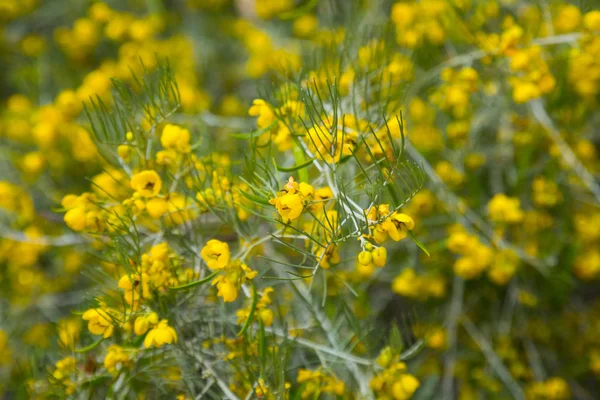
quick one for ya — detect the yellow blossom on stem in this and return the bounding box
[104,345,130,374]
[161,124,191,153]
[82,307,115,338]
[134,312,159,336]
[131,170,162,198]
[212,275,238,302]
[269,177,315,221]
[488,194,524,224]
[200,239,231,269]
[144,319,178,348]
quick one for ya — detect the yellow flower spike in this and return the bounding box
[143,320,177,348]
[372,247,387,267]
[130,170,162,198]
[200,239,231,270]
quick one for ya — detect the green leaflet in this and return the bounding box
[230,122,276,139]
[169,270,220,291]
[409,230,431,257]
[75,337,104,353]
[238,189,272,206]
[275,157,315,173]
[237,282,258,337]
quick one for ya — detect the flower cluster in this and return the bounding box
[201,239,257,302]
[371,347,420,400]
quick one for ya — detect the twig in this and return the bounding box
[530,100,600,204]
[523,338,545,381]
[441,275,464,400]
[462,316,525,400]
[0,227,89,247]
[266,327,372,366]
[191,353,240,400]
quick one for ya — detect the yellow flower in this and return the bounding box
[381,213,414,241]
[57,318,81,349]
[201,239,231,269]
[161,124,191,153]
[258,308,274,327]
[130,170,162,198]
[391,374,420,400]
[488,194,524,224]
[52,356,77,392]
[134,312,159,336]
[554,5,581,33]
[357,251,373,266]
[117,145,130,160]
[64,207,87,231]
[146,197,168,219]
[293,14,318,38]
[248,99,275,128]
[104,345,130,374]
[372,247,387,267]
[21,151,45,175]
[82,308,115,338]
[271,192,303,221]
[392,268,421,298]
[212,276,238,302]
[144,319,177,348]
[311,186,334,211]
[118,274,151,308]
[427,327,447,350]
[144,320,178,348]
[584,10,600,31]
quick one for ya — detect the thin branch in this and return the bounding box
[462,316,525,400]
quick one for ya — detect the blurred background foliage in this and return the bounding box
[0,0,599,399]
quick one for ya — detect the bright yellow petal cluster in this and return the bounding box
[144,320,178,348]
[130,170,162,198]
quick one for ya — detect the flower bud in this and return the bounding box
[357,251,373,266]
